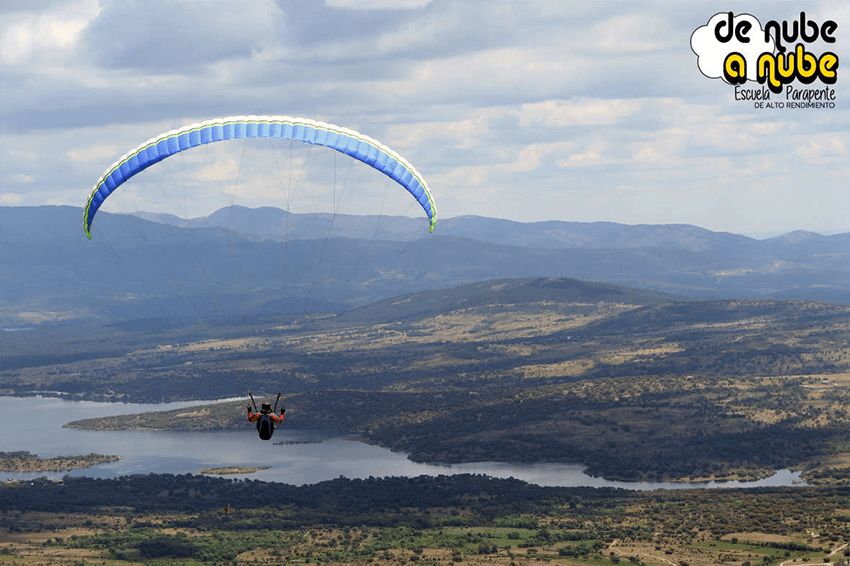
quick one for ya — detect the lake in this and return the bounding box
[0,396,804,489]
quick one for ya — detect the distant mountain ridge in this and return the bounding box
[129,205,850,255]
[2,206,849,326]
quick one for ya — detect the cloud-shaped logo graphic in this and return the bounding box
[691,12,776,83]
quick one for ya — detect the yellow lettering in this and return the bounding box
[757,52,781,92]
[795,44,817,80]
[723,53,747,84]
[818,53,838,82]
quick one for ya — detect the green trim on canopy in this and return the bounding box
[84,115,436,238]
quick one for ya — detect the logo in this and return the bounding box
[690,12,839,109]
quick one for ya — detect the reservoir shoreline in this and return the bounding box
[0,396,805,490]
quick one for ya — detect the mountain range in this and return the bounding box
[134,205,850,255]
[2,205,848,326]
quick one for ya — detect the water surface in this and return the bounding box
[0,396,804,489]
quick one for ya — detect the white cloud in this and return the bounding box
[383,109,504,150]
[12,173,34,183]
[796,133,848,164]
[500,141,575,173]
[325,0,431,9]
[382,45,589,103]
[581,13,675,53]
[742,154,784,177]
[370,4,467,56]
[632,145,665,164]
[428,165,490,189]
[0,193,24,204]
[66,143,120,164]
[195,156,242,184]
[0,1,101,66]
[556,141,607,168]
[516,98,644,127]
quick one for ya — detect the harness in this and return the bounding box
[257,413,275,440]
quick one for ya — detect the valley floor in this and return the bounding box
[2,474,849,566]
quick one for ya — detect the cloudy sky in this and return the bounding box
[1,0,848,238]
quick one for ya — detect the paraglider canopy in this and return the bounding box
[83,115,437,238]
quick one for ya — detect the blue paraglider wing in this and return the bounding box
[84,115,436,238]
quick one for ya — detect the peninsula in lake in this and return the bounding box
[0,451,122,472]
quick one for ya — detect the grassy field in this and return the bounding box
[3,482,849,566]
[1,517,846,565]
